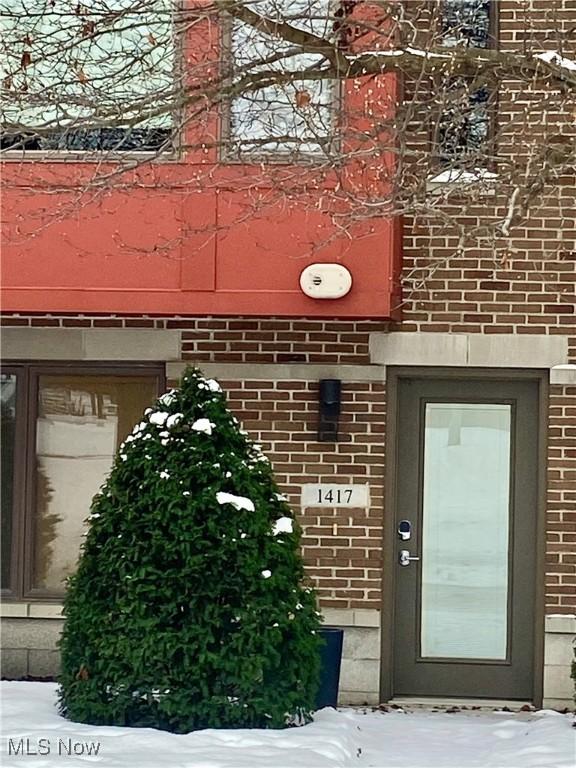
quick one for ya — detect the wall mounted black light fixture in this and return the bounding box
[318,379,342,442]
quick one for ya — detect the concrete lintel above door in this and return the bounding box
[369,332,568,373]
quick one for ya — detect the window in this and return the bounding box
[0,0,174,152]
[441,0,492,49]
[226,0,336,158]
[1,364,163,599]
[437,82,491,164]
[436,0,495,166]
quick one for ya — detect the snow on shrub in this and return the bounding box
[58,367,322,732]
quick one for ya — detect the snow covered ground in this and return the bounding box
[1,682,574,768]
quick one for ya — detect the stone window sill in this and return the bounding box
[1,602,63,619]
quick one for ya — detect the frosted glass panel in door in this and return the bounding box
[421,403,511,659]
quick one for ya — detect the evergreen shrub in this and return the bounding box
[58,368,322,732]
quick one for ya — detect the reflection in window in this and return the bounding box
[442,0,492,49]
[228,0,335,157]
[1,127,171,152]
[0,0,173,152]
[1,374,17,590]
[421,403,511,660]
[33,375,157,592]
[437,1,493,165]
[438,83,490,163]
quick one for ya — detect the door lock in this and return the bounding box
[398,549,420,567]
[397,520,411,541]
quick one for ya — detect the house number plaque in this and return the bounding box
[300,483,370,508]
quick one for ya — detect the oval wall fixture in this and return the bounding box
[299,263,353,299]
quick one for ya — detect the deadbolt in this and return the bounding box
[397,520,411,541]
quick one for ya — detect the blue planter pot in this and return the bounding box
[315,626,344,709]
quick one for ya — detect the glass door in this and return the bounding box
[392,377,540,700]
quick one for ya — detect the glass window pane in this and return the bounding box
[438,1,493,166]
[1,373,18,590]
[438,81,490,163]
[1,0,173,151]
[442,0,492,48]
[421,403,511,660]
[33,374,157,593]
[229,0,335,156]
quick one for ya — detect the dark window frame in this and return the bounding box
[0,127,175,155]
[1,361,165,602]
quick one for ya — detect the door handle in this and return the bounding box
[398,549,420,567]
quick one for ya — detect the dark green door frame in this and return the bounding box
[381,367,547,705]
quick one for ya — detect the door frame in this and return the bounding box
[380,367,548,705]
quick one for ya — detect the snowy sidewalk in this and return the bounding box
[1,683,574,768]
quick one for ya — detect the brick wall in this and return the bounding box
[398,0,576,345]
[394,0,576,618]
[3,311,575,616]
[548,385,576,613]
[0,314,388,365]
[218,379,386,611]
[2,313,390,613]
[398,205,576,346]
[2,0,576,622]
